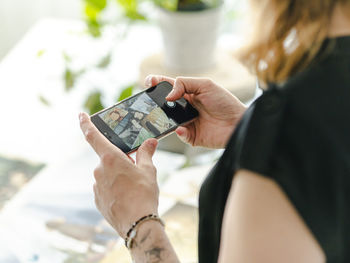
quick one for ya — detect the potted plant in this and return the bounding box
[157,0,222,72]
[83,0,223,72]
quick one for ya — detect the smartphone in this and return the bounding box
[90,81,199,154]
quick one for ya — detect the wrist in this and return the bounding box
[131,219,165,251]
[130,219,177,263]
[124,214,164,249]
[118,205,159,238]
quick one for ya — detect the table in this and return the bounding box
[0,18,260,263]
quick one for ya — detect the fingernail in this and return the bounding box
[148,139,158,148]
[176,128,184,136]
[145,76,152,88]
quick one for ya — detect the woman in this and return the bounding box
[79,0,350,262]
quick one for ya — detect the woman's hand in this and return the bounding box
[79,112,159,238]
[145,75,247,149]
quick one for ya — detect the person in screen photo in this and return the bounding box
[114,110,145,135]
[116,110,152,148]
[112,93,161,149]
[118,121,142,148]
[141,107,177,136]
[100,107,128,131]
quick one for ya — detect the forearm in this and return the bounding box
[130,220,180,263]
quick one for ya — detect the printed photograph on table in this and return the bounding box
[99,93,177,149]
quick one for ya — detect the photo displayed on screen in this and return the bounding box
[99,93,177,149]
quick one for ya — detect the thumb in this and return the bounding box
[136,138,158,169]
[175,126,192,145]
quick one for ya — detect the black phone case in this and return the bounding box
[90,81,198,154]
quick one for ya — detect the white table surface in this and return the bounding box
[0,18,260,263]
[0,18,164,164]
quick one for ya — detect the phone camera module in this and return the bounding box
[166,101,176,108]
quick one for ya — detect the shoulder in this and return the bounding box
[236,51,350,173]
[280,47,350,109]
[255,47,350,132]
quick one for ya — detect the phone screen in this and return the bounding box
[91,81,198,153]
[98,91,178,150]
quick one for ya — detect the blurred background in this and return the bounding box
[0,0,81,59]
[0,0,259,262]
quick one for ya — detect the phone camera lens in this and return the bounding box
[166,101,176,108]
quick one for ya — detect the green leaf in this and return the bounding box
[116,0,147,20]
[37,49,46,58]
[84,91,104,115]
[62,52,72,63]
[155,0,178,11]
[96,53,112,68]
[84,3,100,21]
[38,95,50,106]
[83,0,106,37]
[63,66,85,92]
[86,20,102,37]
[64,68,75,92]
[84,0,107,10]
[177,0,208,11]
[125,10,147,20]
[117,0,137,12]
[117,85,134,101]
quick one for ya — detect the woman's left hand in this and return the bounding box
[79,112,159,238]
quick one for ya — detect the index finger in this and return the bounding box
[79,112,124,158]
[144,75,175,88]
[166,77,211,101]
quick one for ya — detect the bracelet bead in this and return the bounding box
[124,214,165,249]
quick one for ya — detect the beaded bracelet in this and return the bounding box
[124,214,165,249]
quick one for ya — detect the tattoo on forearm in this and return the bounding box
[140,229,151,244]
[145,247,165,263]
[132,226,179,263]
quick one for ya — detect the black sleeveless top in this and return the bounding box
[198,36,350,263]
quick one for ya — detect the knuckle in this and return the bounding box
[101,153,115,167]
[144,163,157,174]
[203,78,213,86]
[93,167,101,181]
[176,76,185,85]
[160,75,172,82]
[175,77,186,91]
[108,200,119,218]
[93,184,100,208]
[145,74,154,85]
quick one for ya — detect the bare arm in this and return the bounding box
[130,220,180,263]
[218,170,325,263]
[79,113,180,263]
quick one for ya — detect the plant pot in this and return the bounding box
[158,6,222,73]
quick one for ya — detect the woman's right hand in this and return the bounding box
[145,75,247,149]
